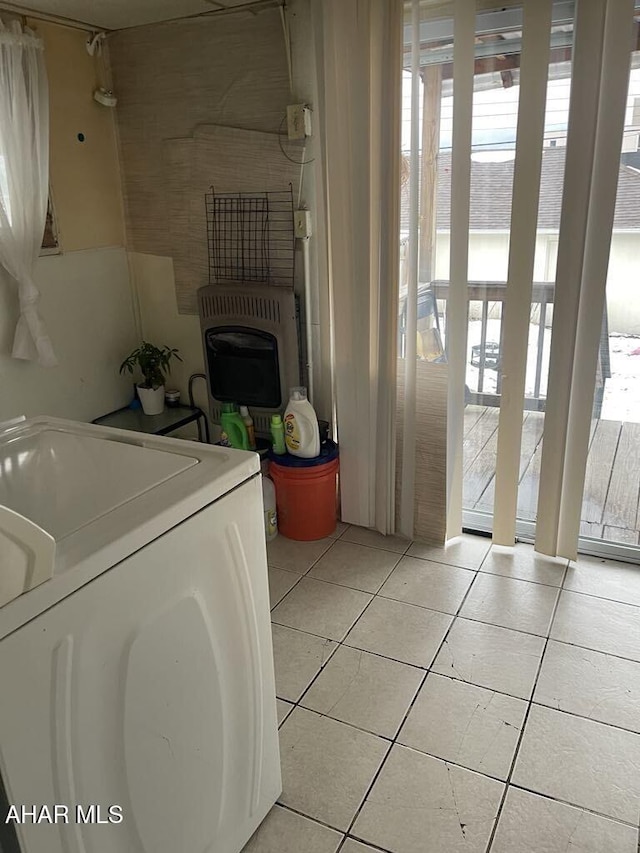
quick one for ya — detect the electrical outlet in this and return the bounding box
[294,210,312,239]
[287,104,311,140]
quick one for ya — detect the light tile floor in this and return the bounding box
[244,528,640,853]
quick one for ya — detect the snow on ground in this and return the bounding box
[602,335,640,422]
[463,318,551,400]
[461,319,640,423]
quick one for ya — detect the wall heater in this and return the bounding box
[198,283,301,436]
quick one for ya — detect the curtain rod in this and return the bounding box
[110,0,283,35]
[0,2,102,32]
[0,0,283,36]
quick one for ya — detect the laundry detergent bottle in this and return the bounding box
[283,386,320,459]
[220,402,251,450]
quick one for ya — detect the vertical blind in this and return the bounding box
[445,0,474,538]
[537,0,636,558]
[492,0,552,545]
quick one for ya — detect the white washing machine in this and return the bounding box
[0,416,280,853]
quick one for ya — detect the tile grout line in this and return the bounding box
[482,562,567,853]
[505,782,640,830]
[477,567,567,589]
[539,635,640,667]
[526,698,640,738]
[339,537,413,558]
[558,583,640,610]
[272,801,348,841]
[336,832,393,853]
[335,553,488,848]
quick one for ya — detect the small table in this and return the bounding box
[93,405,210,443]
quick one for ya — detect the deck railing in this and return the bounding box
[399,278,610,415]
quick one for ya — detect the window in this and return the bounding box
[41,197,59,254]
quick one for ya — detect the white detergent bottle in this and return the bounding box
[284,386,320,458]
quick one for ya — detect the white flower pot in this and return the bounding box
[137,384,165,415]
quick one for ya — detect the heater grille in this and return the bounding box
[200,292,281,325]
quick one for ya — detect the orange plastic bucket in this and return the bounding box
[269,444,339,541]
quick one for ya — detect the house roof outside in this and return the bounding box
[400,146,640,232]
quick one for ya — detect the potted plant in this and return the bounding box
[119,342,182,415]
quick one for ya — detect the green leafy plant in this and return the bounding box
[119,342,182,389]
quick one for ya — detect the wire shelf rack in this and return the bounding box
[206,187,295,287]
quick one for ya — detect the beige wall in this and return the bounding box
[0,249,137,422]
[27,19,125,251]
[0,20,137,424]
[129,253,205,403]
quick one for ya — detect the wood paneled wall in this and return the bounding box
[396,360,448,544]
[108,7,291,263]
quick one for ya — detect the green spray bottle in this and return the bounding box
[220,402,251,450]
[270,414,286,455]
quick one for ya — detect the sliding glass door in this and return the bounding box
[401,0,639,560]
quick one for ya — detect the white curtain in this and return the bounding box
[313,0,403,532]
[0,21,56,367]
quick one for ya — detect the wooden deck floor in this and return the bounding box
[463,405,640,546]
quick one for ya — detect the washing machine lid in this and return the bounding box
[0,416,259,637]
[0,426,198,540]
